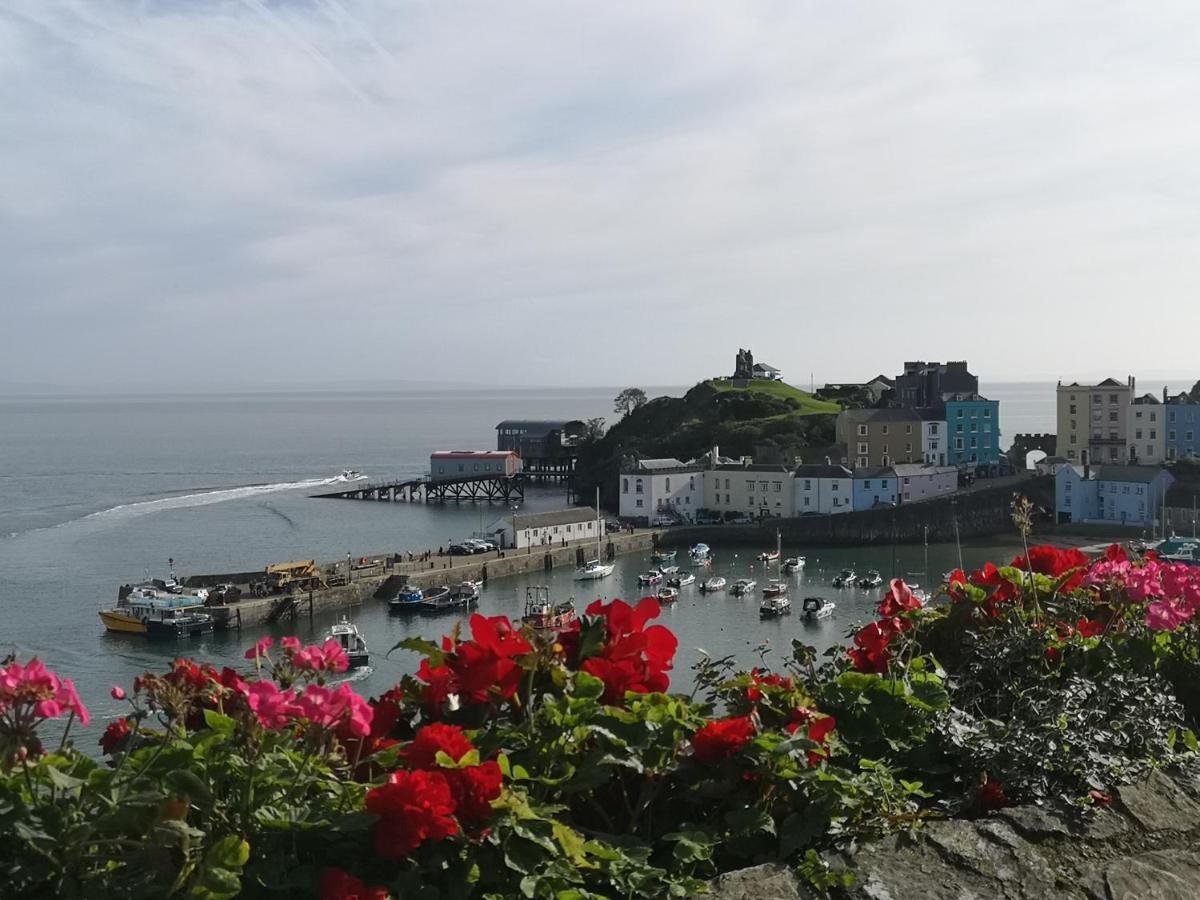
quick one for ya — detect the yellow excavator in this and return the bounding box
[250,560,325,596]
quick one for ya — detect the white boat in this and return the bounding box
[339,469,365,481]
[757,550,780,562]
[637,571,664,586]
[574,495,614,581]
[783,556,805,572]
[667,572,696,587]
[857,570,884,589]
[651,548,678,564]
[690,543,711,560]
[761,580,787,598]
[328,618,370,668]
[702,576,726,592]
[731,578,757,596]
[656,587,679,604]
[802,596,836,620]
[832,569,856,588]
[760,595,791,617]
[574,559,615,581]
[658,564,680,575]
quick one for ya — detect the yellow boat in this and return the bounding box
[99,608,148,634]
[100,586,212,637]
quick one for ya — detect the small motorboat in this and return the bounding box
[702,576,726,592]
[690,543,710,560]
[857,570,884,589]
[757,549,780,562]
[521,586,577,632]
[574,559,614,581]
[339,469,365,481]
[731,578,757,596]
[656,587,679,604]
[637,570,664,586]
[327,618,369,668]
[388,587,424,612]
[832,569,856,588]
[783,557,806,572]
[421,582,480,613]
[658,564,680,575]
[667,572,696,588]
[761,580,787,598]
[760,595,791,617]
[802,596,836,620]
[651,548,678,564]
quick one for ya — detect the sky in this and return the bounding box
[3,1,1200,392]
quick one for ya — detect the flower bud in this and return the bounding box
[111,685,126,700]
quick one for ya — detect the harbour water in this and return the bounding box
[0,382,1127,738]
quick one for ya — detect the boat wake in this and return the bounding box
[79,475,355,523]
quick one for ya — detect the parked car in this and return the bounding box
[605,518,622,533]
[460,539,489,553]
[471,539,497,552]
[449,544,474,556]
[651,515,679,527]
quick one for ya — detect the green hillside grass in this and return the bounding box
[708,378,840,415]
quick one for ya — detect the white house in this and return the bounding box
[704,463,794,518]
[496,508,599,550]
[792,464,854,515]
[1130,394,1166,465]
[618,459,703,522]
[1055,464,1174,528]
[892,464,958,504]
[752,362,783,381]
[919,413,947,466]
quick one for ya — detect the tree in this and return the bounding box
[1189,380,1200,402]
[582,417,607,444]
[613,388,648,417]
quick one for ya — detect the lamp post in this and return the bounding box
[346,553,352,584]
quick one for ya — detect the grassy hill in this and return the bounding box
[576,379,841,509]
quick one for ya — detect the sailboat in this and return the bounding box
[574,489,614,581]
[760,530,788,598]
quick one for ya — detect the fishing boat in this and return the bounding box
[802,596,836,620]
[783,556,805,572]
[731,578,757,596]
[574,494,615,580]
[574,559,614,581]
[702,576,727,592]
[760,595,791,617]
[690,543,710,560]
[387,587,425,612]
[658,564,680,575]
[327,618,369,668]
[761,580,787,598]
[651,548,677,564]
[421,582,479,613]
[667,572,696,587]
[99,587,213,637]
[656,586,679,604]
[857,570,884,589]
[761,533,786,598]
[521,586,577,632]
[637,570,664,586]
[832,569,856,588]
[757,549,780,562]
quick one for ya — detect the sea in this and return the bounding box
[0,381,1175,741]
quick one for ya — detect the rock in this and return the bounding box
[996,805,1071,841]
[1116,770,1200,833]
[1099,850,1200,900]
[701,864,813,900]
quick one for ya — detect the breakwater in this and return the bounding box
[662,477,1055,549]
[175,531,658,628]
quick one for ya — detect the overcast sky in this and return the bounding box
[3,1,1200,391]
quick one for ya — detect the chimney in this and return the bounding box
[825,456,832,466]
[1164,386,1169,403]
[1129,375,1135,393]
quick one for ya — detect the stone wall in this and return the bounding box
[702,766,1200,900]
[663,478,1055,549]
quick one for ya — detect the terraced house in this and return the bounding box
[836,408,924,469]
[703,463,794,519]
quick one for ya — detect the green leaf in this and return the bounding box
[1185,729,1199,754]
[387,636,446,664]
[572,671,605,701]
[202,709,236,736]
[45,767,85,792]
[167,769,212,803]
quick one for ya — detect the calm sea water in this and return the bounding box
[0,382,1114,739]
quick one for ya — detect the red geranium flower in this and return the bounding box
[441,615,532,704]
[1011,545,1090,591]
[692,716,754,763]
[746,667,794,701]
[976,778,1009,811]
[99,717,131,755]
[1076,617,1105,638]
[848,619,898,673]
[579,598,678,705]
[405,723,475,768]
[366,769,458,859]
[879,579,922,621]
[319,868,390,900]
[446,759,503,823]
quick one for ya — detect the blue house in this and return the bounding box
[1055,464,1174,528]
[945,395,1001,476]
[1165,393,1200,461]
[852,467,897,510]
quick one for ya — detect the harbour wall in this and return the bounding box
[660,478,1055,549]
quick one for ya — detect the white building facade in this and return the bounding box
[1130,395,1166,465]
[502,508,599,549]
[921,418,947,466]
[792,464,854,514]
[704,464,794,518]
[618,460,704,522]
[892,464,958,504]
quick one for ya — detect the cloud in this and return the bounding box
[3,0,1200,390]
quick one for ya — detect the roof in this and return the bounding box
[793,464,853,479]
[852,466,895,479]
[752,362,780,373]
[635,458,687,471]
[1094,465,1173,484]
[712,463,792,473]
[868,375,894,386]
[945,394,995,404]
[495,420,567,432]
[915,406,944,421]
[1041,456,1068,464]
[1097,378,1125,387]
[1133,394,1161,405]
[431,450,518,460]
[891,463,957,477]
[511,507,598,529]
[840,407,922,423]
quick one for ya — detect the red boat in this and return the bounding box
[521,586,577,632]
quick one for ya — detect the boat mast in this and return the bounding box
[595,486,602,560]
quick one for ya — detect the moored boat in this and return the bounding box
[783,556,805,572]
[702,576,726,592]
[521,586,577,632]
[690,543,710,560]
[857,570,883,589]
[144,606,214,639]
[760,595,791,617]
[651,548,677,564]
[100,587,213,637]
[731,578,757,596]
[656,586,679,604]
[802,596,836,620]
[832,569,856,588]
[761,580,787,598]
[667,571,696,587]
[421,582,479,613]
[637,570,664,586]
[574,559,614,581]
[328,618,369,668]
[388,587,425,612]
[757,549,780,562]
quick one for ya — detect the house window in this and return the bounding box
[1065,496,1071,507]
[931,423,939,434]
[1109,394,1118,403]
[984,409,991,418]
[1065,481,1072,492]
[882,444,889,453]
[622,478,629,493]
[882,425,889,435]
[1109,412,1118,422]
[857,425,868,436]
[971,438,978,448]
[857,442,868,454]
[803,497,810,506]
[858,457,868,467]
[773,482,781,492]
[804,479,812,490]
[1170,431,1177,441]
[1136,429,1143,440]
[905,425,913,434]
[955,438,964,450]
[636,499,643,508]
[956,423,964,433]
[832,482,839,491]
[665,477,670,491]
[833,497,840,507]
[1070,404,1077,414]
[724,479,730,489]
[635,479,643,494]
[906,443,912,453]
[760,482,768,492]
[881,480,889,488]
[473,463,479,471]
[725,494,730,504]
[747,481,754,492]
[903,477,911,484]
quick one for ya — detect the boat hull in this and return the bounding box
[145,618,213,639]
[99,610,147,634]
